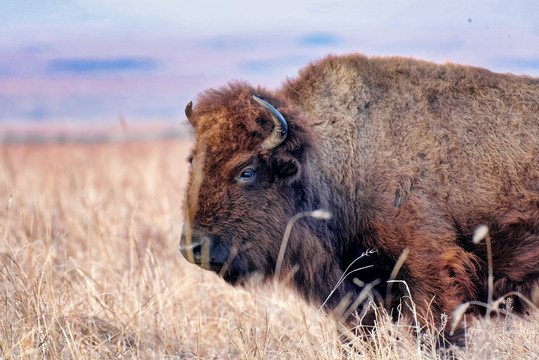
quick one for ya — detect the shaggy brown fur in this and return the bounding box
[180,53,539,342]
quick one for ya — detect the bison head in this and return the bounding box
[179,84,336,290]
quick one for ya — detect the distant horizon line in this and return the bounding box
[0,120,191,144]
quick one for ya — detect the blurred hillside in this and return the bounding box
[0,120,188,144]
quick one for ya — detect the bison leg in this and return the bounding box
[487,222,539,313]
[368,202,480,336]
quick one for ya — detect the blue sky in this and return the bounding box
[1,0,538,127]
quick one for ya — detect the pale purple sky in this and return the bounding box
[1,0,538,127]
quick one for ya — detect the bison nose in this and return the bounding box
[179,239,201,264]
[179,230,211,269]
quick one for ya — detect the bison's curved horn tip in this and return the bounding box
[185,101,193,118]
[251,95,288,150]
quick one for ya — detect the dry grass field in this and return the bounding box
[0,141,537,359]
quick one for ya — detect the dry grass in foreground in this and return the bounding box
[0,141,537,359]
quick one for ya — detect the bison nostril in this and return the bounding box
[179,233,211,269]
[179,240,201,264]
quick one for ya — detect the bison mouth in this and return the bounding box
[179,246,248,286]
[179,231,246,283]
[191,259,226,274]
[179,231,269,286]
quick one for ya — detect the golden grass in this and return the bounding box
[0,141,537,359]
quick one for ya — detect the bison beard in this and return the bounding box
[179,53,539,345]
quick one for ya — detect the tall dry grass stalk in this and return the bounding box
[0,141,537,359]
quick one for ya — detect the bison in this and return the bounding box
[179,53,539,343]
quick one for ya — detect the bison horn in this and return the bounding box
[252,95,288,150]
[185,101,195,126]
[185,101,193,118]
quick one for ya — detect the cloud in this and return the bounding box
[0,66,11,77]
[493,57,539,70]
[28,106,50,121]
[240,55,312,75]
[47,57,159,74]
[298,33,340,47]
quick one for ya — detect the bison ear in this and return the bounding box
[271,154,300,179]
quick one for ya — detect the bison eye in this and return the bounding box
[237,168,256,182]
